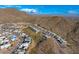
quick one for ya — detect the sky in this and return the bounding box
[0,5,79,15]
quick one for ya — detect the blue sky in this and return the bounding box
[0,5,79,15]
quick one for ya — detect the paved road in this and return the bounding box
[29,23,67,48]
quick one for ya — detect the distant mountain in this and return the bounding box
[66,15,79,21]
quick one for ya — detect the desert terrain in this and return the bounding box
[0,9,79,54]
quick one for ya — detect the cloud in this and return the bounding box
[20,8,38,14]
[68,10,78,14]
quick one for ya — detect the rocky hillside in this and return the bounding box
[0,9,79,53]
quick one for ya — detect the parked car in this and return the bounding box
[19,43,29,49]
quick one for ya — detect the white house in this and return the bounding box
[0,43,11,49]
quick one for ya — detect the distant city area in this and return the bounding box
[0,23,67,54]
